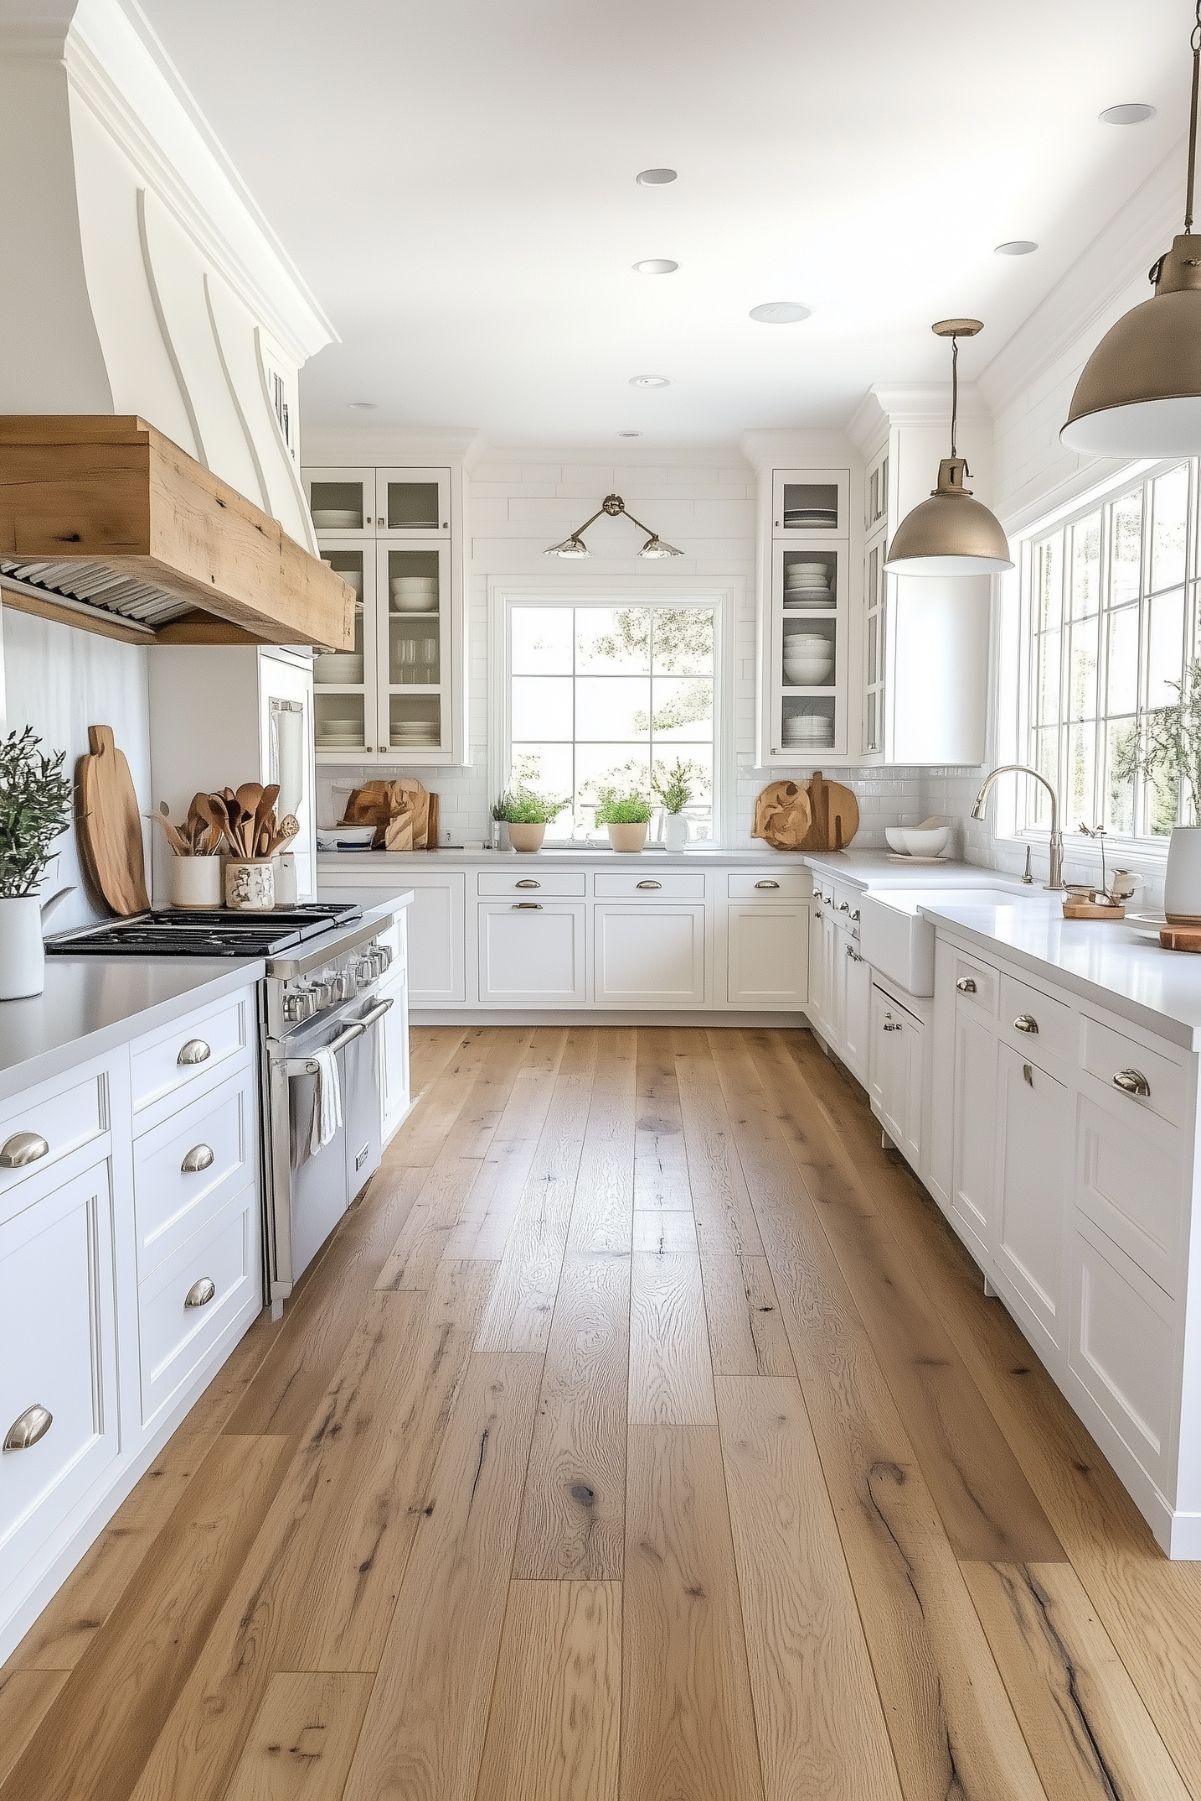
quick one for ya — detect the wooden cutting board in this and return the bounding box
[752,781,813,851]
[78,725,150,915]
[799,770,860,852]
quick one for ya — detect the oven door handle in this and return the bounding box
[357,997,394,1029]
[280,1018,367,1076]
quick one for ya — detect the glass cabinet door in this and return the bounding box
[305,467,375,537]
[376,542,450,758]
[375,467,451,537]
[771,469,850,539]
[769,539,845,759]
[313,540,376,758]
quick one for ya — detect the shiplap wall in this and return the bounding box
[314,448,943,850]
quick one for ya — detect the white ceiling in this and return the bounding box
[136,0,1189,445]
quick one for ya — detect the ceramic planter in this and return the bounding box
[169,856,222,910]
[1165,826,1201,921]
[607,821,649,853]
[663,812,689,852]
[507,822,547,853]
[274,852,298,906]
[224,857,276,912]
[0,887,73,1000]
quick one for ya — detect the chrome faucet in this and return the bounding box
[970,764,1065,891]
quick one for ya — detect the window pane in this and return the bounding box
[1146,749,1180,836]
[1070,514,1101,619]
[1066,720,1096,827]
[1104,718,1137,835]
[1036,630,1061,723]
[1032,728,1058,826]
[1147,586,1185,708]
[576,607,651,673]
[575,676,651,740]
[650,677,714,742]
[1106,606,1139,715]
[1068,614,1098,720]
[653,607,714,675]
[511,606,572,674]
[510,742,574,811]
[1037,535,1062,631]
[1111,491,1143,604]
[653,747,713,807]
[511,676,573,741]
[576,744,651,803]
[1151,465,1189,592]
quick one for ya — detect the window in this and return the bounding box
[502,598,718,841]
[1020,461,1195,844]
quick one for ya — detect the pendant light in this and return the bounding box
[884,320,1013,576]
[1062,5,1201,454]
[543,493,683,559]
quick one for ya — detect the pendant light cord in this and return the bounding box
[949,333,960,459]
[1187,1,1201,232]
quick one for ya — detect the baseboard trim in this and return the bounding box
[411,1009,814,1028]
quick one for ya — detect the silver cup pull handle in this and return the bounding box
[1013,1014,1039,1035]
[637,879,663,890]
[955,977,976,994]
[1112,1068,1151,1099]
[184,1277,216,1309]
[0,1131,49,1170]
[4,1403,52,1451]
[181,1144,215,1174]
[177,1039,211,1066]
[755,879,780,890]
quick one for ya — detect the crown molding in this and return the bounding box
[739,426,857,470]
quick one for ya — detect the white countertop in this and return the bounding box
[919,895,1201,1050]
[802,849,1027,890]
[318,846,812,868]
[0,959,266,1105]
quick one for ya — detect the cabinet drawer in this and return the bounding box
[477,871,586,897]
[131,990,254,1117]
[593,871,706,900]
[0,1158,120,1594]
[138,1185,260,1431]
[1075,1095,1186,1297]
[728,871,812,899]
[1079,1015,1189,1128]
[133,1066,257,1278]
[1067,1215,1177,1491]
[0,1063,108,1205]
[949,947,998,1015]
[999,971,1075,1063]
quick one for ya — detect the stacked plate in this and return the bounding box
[312,507,360,530]
[391,575,439,614]
[781,708,834,751]
[784,560,833,607]
[782,633,834,686]
[390,721,439,748]
[783,506,838,529]
[317,719,362,750]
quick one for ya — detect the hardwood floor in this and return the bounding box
[4,1024,1200,1801]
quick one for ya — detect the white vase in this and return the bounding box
[0,887,73,1000]
[1164,826,1201,921]
[274,852,298,906]
[169,856,222,910]
[664,812,689,852]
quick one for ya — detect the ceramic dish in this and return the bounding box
[884,825,952,857]
[391,595,440,614]
[314,653,364,683]
[312,508,360,529]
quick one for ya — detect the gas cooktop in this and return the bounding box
[45,902,362,959]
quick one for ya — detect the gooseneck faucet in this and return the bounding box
[970,764,1065,891]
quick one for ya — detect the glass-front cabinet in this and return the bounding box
[761,464,851,761]
[770,469,849,540]
[306,462,464,765]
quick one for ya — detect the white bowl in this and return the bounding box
[312,508,360,529]
[316,824,376,849]
[884,825,952,858]
[784,663,834,686]
[392,594,439,614]
[314,653,364,682]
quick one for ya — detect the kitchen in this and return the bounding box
[4,0,1201,1797]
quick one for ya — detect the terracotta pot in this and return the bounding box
[607,821,649,854]
[507,822,547,853]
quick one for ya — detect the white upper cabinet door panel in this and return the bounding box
[375,468,451,537]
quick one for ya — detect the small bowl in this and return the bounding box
[884,825,952,857]
[316,823,376,850]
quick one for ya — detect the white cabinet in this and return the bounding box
[305,456,467,765]
[995,1044,1068,1350]
[807,899,826,1032]
[869,985,923,1167]
[594,904,707,1008]
[0,1157,120,1600]
[951,1000,996,1262]
[726,902,809,1010]
[404,873,467,1005]
[758,462,853,763]
[479,902,587,1006]
[841,942,872,1081]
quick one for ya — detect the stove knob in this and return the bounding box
[354,956,374,990]
[310,978,336,1008]
[335,969,356,1003]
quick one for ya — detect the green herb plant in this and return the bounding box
[594,786,653,826]
[491,786,569,826]
[0,726,73,899]
[1112,659,1201,823]
[651,758,701,815]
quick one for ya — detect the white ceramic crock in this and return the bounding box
[169,856,222,910]
[224,858,276,912]
[1165,826,1201,922]
[0,887,73,1000]
[663,812,689,852]
[274,852,298,906]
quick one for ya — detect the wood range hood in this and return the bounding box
[0,416,354,650]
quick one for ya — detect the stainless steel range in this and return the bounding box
[46,903,397,1313]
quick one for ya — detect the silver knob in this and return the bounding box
[184,1277,216,1309]
[1014,1014,1039,1035]
[177,1039,211,1066]
[4,1403,52,1451]
[181,1144,214,1174]
[1112,1068,1151,1098]
[955,977,976,994]
[850,909,860,922]
[0,1131,49,1170]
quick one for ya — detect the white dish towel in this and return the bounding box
[309,1047,343,1155]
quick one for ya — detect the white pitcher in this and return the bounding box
[0,887,74,1000]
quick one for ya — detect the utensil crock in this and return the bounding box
[224,858,276,912]
[169,856,222,910]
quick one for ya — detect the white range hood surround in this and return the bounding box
[0,0,334,555]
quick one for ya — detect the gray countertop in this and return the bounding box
[0,959,266,1105]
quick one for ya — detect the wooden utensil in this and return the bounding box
[798,771,860,852]
[147,805,190,858]
[253,783,280,853]
[752,781,813,851]
[78,725,151,915]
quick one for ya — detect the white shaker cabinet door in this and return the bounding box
[842,941,872,1081]
[478,902,586,1005]
[594,904,707,1008]
[0,1158,120,1595]
[726,903,809,1009]
[951,1001,997,1263]
[995,1044,1069,1351]
[404,874,467,1005]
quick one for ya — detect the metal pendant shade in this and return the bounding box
[884,320,1013,577]
[1063,6,1201,455]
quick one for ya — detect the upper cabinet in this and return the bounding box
[304,461,468,766]
[758,462,854,763]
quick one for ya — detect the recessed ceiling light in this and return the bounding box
[629,374,671,387]
[617,429,643,437]
[1099,102,1156,125]
[348,399,378,410]
[636,168,677,185]
[633,258,678,275]
[749,300,812,324]
[994,239,1039,256]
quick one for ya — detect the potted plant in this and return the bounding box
[595,785,653,853]
[652,758,701,852]
[1114,662,1201,919]
[491,785,568,853]
[0,726,74,999]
